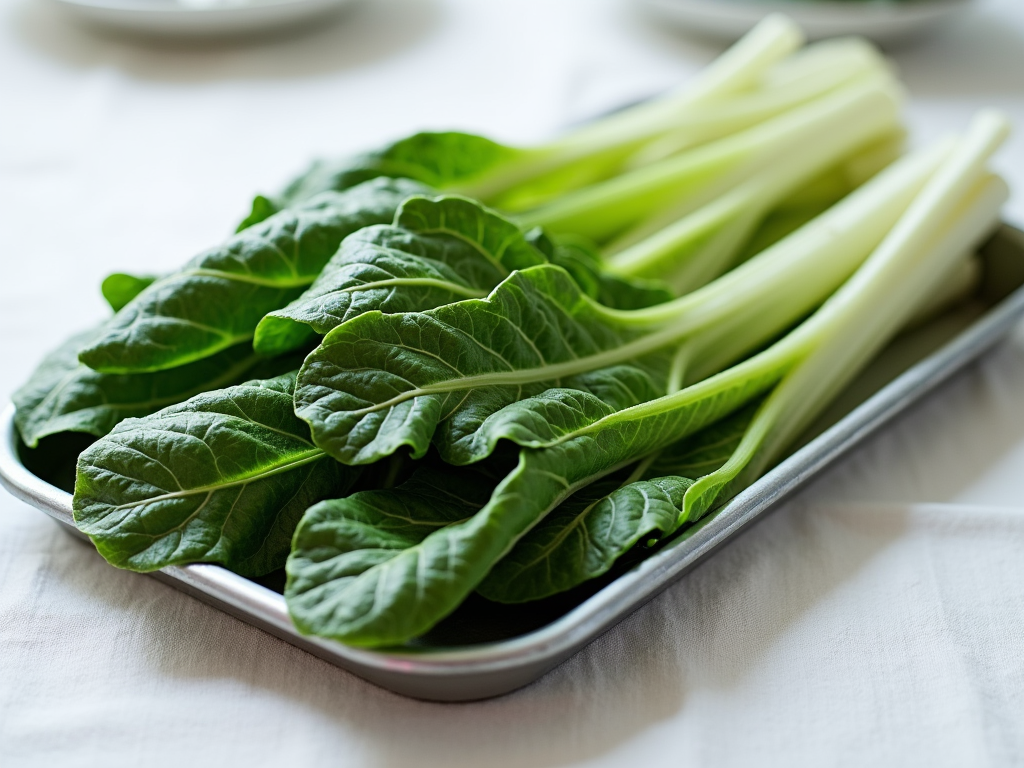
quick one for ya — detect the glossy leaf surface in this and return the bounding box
[79,178,429,374]
[73,373,356,577]
[294,264,679,467]
[14,329,268,448]
[254,196,547,355]
[284,351,787,645]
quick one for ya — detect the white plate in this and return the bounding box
[639,0,972,44]
[48,0,359,38]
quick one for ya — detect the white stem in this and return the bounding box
[754,173,1007,475]
[520,75,902,241]
[628,36,889,167]
[551,15,805,156]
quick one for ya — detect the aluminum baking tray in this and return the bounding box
[3,223,1024,702]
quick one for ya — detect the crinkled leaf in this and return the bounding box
[283,352,787,646]
[478,400,760,602]
[294,264,678,466]
[294,184,868,469]
[253,196,547,355]
[101,273,157,312]
[72,372,357,577]
[78,178,429,374]
[13,328,278,448]
[285,464,499,643]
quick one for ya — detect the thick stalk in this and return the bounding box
[680,172,1006,522]
[605,139,950,328]
[627,37,889,168]
[602,117,905,293]
[747,116,1010,472]
[566,117,1008,457]
[493,42,889,213]
[516,75,902,242]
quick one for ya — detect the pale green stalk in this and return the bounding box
[602,115,904,294]
[516,75,902,243]
[456,15,805,204]
[746,121,1009,471]
[639,113,1010,522]
[627,36,889,168]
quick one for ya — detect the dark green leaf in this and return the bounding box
[478,473,687,603]
[253,195,547,356]
[78,178,429,374]
[13,328,272,448]
[286,464,498,644]
[72,372,357,577]
[478,400,760,602]
[294,264,679,467]
[283,353,785,645]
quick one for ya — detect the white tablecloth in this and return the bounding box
[3,1,1024,765]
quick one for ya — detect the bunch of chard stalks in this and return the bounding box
[13,15,1011,650]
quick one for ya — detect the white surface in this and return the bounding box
[641,0,970,44]
[2,0,1024,765]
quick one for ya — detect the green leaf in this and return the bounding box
[13,328,283,448]
[278,133,523,208]
[285,464,499,644]
[284,352,787,646]
[72,372,357,577]
[474,123,1016,606]
[294,264,684,466]
[101,273,157,312]
[479,473,688,602]
[253,195,548,356]
[78,178,430,374]
[477,400,759,602]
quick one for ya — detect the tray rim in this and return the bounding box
[3,223,1023,700]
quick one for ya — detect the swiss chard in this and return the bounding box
[286,346,787,646]
[477,401,758,602]
[284,117,1009,645]
[293,142,944,467]
[253,197,673,356]
[252,196,549,356]
[517,75,899,244]
[285,463,502,642]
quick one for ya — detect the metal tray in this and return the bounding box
[3,224,1024,702]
